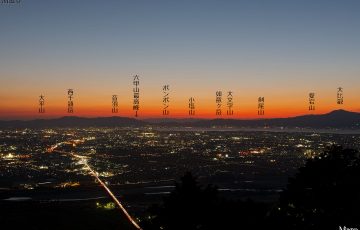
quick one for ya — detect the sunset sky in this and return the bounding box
[1,0,360,120]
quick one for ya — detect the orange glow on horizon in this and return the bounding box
[1,84,359,120]
[1,105,358,120]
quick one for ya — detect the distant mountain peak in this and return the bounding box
[324,109,359,117]
[328,109,349,113]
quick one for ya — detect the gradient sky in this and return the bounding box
[1,0,360,119]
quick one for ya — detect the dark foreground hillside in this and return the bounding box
[0,198,138,230]
[141,145,360,230]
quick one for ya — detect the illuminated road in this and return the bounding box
[48,140,142,230]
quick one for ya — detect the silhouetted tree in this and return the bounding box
[271,145,360,229]
[141,172,267,230]
[142,146,360,230]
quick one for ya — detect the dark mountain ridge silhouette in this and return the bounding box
[0,116,146,128]
[0,110,359,129]
[188,109,360,129]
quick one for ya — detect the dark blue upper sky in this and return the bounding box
[1,0,359,78]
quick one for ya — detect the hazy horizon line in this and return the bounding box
[0,109,356,122]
